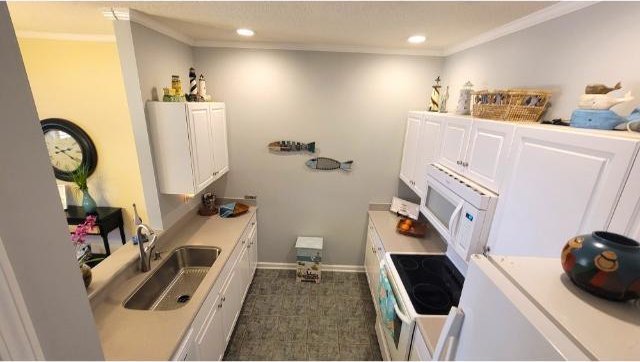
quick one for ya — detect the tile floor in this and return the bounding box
[223,269,382,361]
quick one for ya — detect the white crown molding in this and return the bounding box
[194,39,443,57]
[15,31,115,43]
[443,1,599,56]
[103,7,195,46]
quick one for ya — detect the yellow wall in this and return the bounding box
[18,38,148,242]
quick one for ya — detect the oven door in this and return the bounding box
[421,174,466,244]
[377,259,414,361]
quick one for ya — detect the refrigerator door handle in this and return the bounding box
[433,307,465,361]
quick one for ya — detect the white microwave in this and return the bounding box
[420,164,498,264]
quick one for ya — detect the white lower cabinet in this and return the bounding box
[409,326,431,361]
[364,219,385,312]
[196,293,224,361]
[172,214,258,361]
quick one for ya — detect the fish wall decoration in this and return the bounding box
[269,141,316,153]
[306,157,353,171]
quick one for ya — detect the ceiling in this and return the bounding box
[8,1,557,53]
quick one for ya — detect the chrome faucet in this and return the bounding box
[136,224,158,272]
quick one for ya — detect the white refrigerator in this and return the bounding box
[434,255,640,360]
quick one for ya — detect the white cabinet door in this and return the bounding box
[400,113,422,189]
[187,104,215,192]
[409,327,431,361]
[438,117,471,174]
[248,221,258,277]
[414,115,445,197]
[195,294,224,361]
[488,126,639,257]
[608,155,640,241]
[210,107,229,179]
[221,263,244,344]
[464,120,515,193]
[239,237,252,296]
[364,232,378,300]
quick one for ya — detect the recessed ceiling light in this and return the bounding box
[407,35,426,44]
[237,28,255,37]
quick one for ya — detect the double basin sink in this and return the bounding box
[124,246,221,311]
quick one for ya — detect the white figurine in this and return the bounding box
[578,91,633,110]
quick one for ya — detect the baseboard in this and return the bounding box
[257,262,364,273]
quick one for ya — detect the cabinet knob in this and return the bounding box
[456,160,462,165]
[218,303,223,308]
[222,296,226,302]
[462,162,469,167]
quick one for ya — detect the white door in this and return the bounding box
[438,117,471,174]
[488,126,639,257]
[464,120,515,193]
[399,113,422,189]
[221,263,244,344]
[608,155,640,241]
[187,104,215,192]
[414,115,445,198]
[437,256,587,360]
[210,107,229,178]
[195,294,224,361]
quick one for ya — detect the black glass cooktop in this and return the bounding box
[390,254,465,315]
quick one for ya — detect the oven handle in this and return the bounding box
[380,260,412,325]
[448,202,464,238]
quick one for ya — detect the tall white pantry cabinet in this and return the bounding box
[147,102,229,195]
[399,111,640,255]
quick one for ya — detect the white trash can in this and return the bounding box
[295,236,323,283]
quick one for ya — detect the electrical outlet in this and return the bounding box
[245,195,257,200]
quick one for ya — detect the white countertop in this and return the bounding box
[90,207,257,360]
[367,210,447,254]
[493,256,640,360]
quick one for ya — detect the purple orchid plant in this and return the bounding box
[71,215,97,265]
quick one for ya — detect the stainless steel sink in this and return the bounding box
[124,246,221,311]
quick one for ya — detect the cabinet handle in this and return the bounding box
[456,160,462,165]
[222,296,226,302]
[218,303,223,308]
[462,162,469,167]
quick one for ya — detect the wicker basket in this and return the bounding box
[472,89,551,122]
[471,90,510,120]
[503,89,551,122]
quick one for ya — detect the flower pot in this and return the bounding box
[82,189,97,214]
[80,263,92,288]
[561,231,640,301]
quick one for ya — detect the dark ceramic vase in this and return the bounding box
[561,231,640,301]
[82,189,97,214]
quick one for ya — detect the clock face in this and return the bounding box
[40,119,97,181]
[45,130,83,172]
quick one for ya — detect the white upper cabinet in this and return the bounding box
[147,102,229,195]
[438,116,472,174]
[488,126,639,257]
[210,106,229,177]
[608,154,640,240]
[414,115,445,197]
[464,120,515,192]
[399,112,422,190]
[188,104,216,191]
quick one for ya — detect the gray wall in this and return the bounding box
[443,2,640,120]
[0,3,103,359]
[194,48,442,265]
[128,22,213,229]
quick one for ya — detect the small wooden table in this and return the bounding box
[66,206,126,255]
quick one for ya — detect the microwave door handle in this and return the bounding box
[448,202,464,238]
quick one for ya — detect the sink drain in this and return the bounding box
[176,294,191,304]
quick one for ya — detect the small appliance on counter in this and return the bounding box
[198,192,218,216]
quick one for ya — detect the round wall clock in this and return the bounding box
[41,118,97,181]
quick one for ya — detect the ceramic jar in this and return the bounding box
[561,231,640,301]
